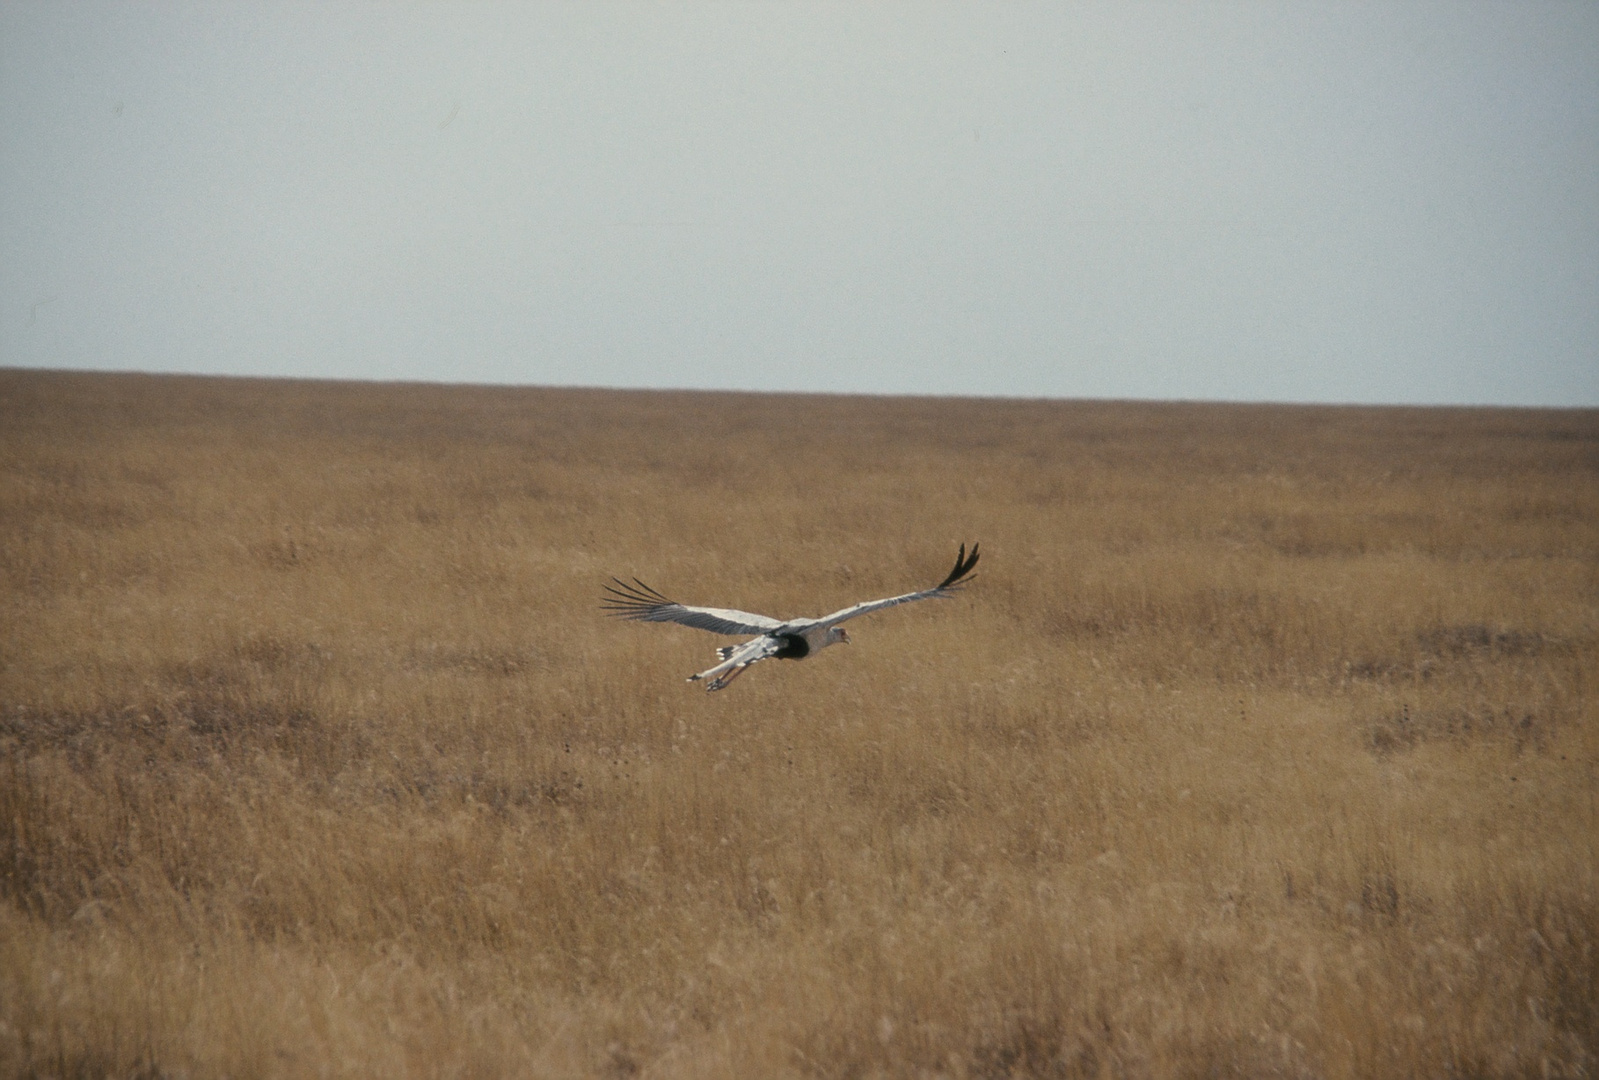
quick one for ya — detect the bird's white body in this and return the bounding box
[603,544,978,691]
[688,624,850,690]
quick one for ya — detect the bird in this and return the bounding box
[602,543,979,691]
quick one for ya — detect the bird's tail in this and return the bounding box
[690,637,780,691]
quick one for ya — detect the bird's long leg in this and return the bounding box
[707,662,751,692]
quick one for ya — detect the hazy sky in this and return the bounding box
[3,3,1595,405]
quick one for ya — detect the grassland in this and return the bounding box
[1,369,1595,1078]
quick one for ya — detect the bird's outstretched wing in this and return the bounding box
[810,543,979,629]
[601,578,785,636]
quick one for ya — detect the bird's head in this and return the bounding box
[829,627,851,646]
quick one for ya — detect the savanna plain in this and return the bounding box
[1,370,1596,1078]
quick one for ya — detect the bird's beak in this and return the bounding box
[839,629,851,644]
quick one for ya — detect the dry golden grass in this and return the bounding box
[2,369,1595,1078]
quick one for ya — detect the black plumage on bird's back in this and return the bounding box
[774,634,810,660]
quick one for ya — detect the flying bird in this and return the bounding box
[602,543,980,691]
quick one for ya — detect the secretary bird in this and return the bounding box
[602,544,979,691]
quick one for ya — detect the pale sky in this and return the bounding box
[2,3,1595,405]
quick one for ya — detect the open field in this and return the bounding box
[2,369,1596,1077]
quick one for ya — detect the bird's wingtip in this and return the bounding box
[936,541,981,590]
